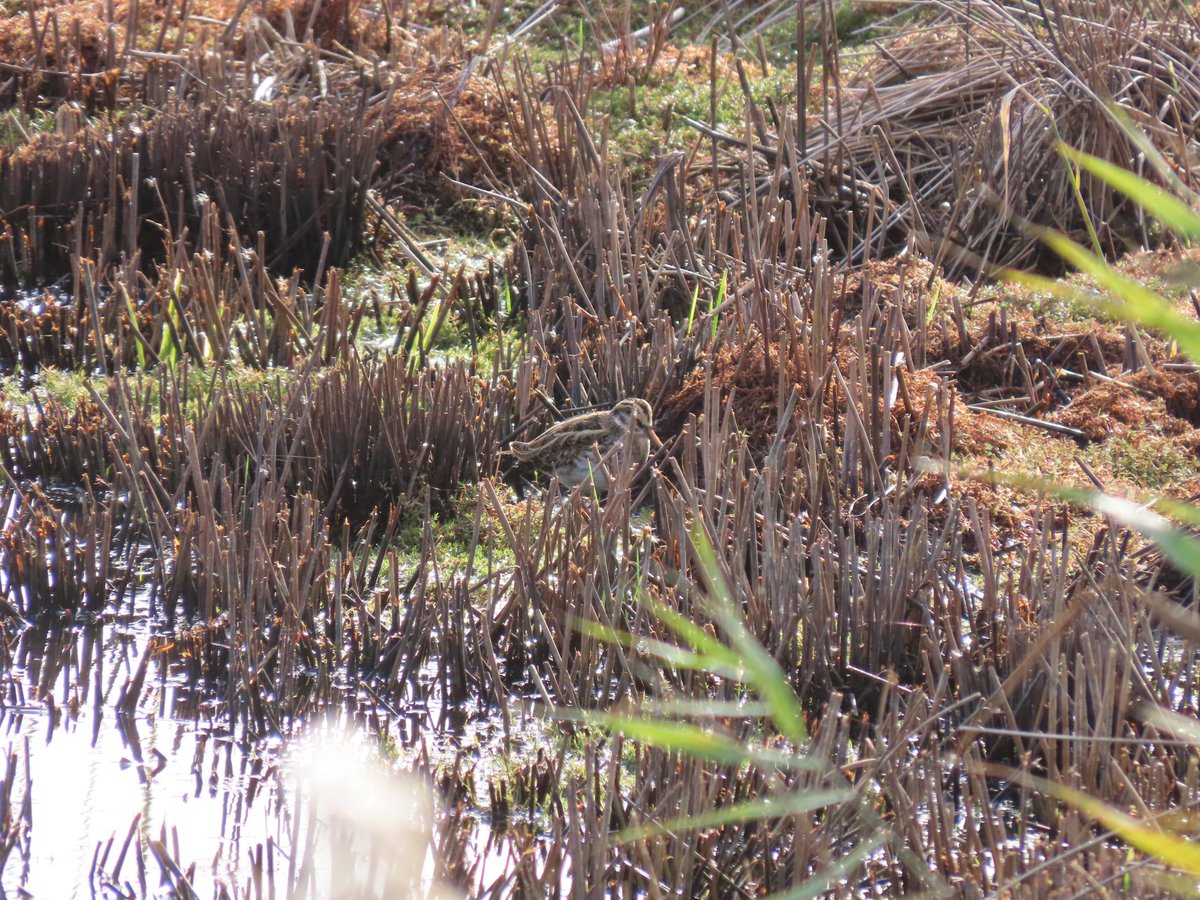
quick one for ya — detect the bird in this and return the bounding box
[508,398,655,492]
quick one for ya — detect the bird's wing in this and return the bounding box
[522,411,610,451]
[508,440,534,460]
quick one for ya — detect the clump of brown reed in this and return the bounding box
[743,0,1200,273]
[0,3,124,108]
[0,209,364,371]
[1,0,524,260]
[0,81,380,282]
[0,398,118,492]
[0,490,124,627]
[166,354,516,524]
[495,54,837,424]
[660,320,945,460]
[170,479,334,731]
[0,0,393,110]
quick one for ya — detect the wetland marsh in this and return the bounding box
[1,0,1200,896]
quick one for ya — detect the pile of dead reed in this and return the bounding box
[0,0,518,287]
[723,0,1200,273]
[0,0,392,110]
[0,213,365,372]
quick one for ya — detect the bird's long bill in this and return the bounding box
[649,431,665,449]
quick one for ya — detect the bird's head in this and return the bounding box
[611,398,654,433]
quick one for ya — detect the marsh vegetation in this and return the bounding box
[1,0,1200,896]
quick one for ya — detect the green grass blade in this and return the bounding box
[1140,705,1200,746]
[960,467,1200,583]
[1103,104,1198,201]
[1151,496,1200,531]
[1089,493,1200,583]
[616,788,852,844]
[1062,154,1104,257]
[575,619,735,674]
[1035,227,1200,362]
[1026,772,1200,878]
[641,591,745,672]
[690,524,808,744]
[641,698,773,719]
[583,711,826,773]
[123,290,147,369]
[1061,145,1200,242]
[583,712,759,766]
[711,271,726,340]
[769,830,888,900]
[686,281,701,337]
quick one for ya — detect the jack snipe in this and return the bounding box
[509,398,655,492]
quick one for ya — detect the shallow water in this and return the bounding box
[0,704,285,897]
[0,599,294,898]
[0,576,547,899]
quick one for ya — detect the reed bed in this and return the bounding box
[0,86,380,280]
[710,0,1200,273]
[0,0,1196,896]
[0,0,512,284]
[0,0,392,110]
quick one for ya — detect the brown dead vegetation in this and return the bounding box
[1,1,1200,896]
[1055,368,1200,440]
[0,0,388,86]
[0,87,380,279]
[375,67,516,209]
[714,0,1200,275]
[0,0,515,275]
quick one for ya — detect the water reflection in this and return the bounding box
[0,587,294,899]
[0,695,286,897]
[0,531,547,899]
[0,603,499,898]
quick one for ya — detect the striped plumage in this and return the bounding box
[509,399,654,491]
